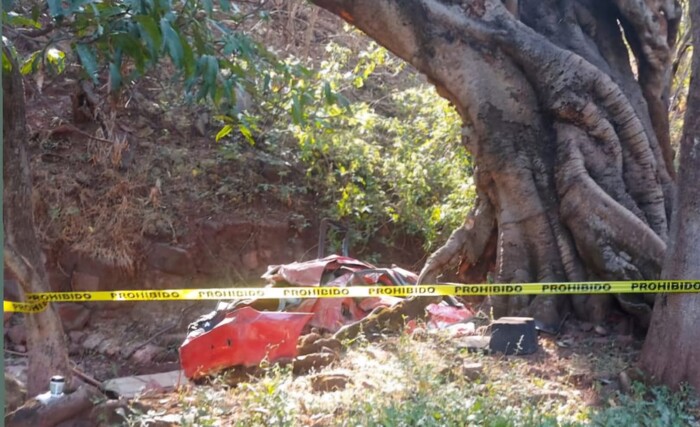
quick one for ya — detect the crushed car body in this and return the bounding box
[179,255,472,379]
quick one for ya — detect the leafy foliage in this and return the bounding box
[4,1,475,255]
[285,43,475,251]
[3,1,333,139]
[591,382,699,427]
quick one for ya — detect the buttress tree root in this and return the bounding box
[312,0,681,330]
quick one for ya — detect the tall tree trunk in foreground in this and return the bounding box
[641,0,700,391]
[311,0,681,330]
[3,44,72,396]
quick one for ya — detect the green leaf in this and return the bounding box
[205,55,219,86]
[48,0,63,17]
[2,50,13,73]
[352,76,364,88]
[31,5,41,21]
[239,124,254,144]
[336,94,351,108]
[114,34,146,72]
[160,19,184,67]
[46,48,66,74]
[323,82,335,105]
[20,50,41,75]
[292,95,303,125]
[215,124,233,142]
[193,28,206,54]
[109,62,122,91]
[75,44,99,83]
[202,0,213,13]
[135,16,162,54]
[179,33,195,76]
[219,0,231,12]
[3,12,42,29]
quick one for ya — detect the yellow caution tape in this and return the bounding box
[4,280,700,313]
[3,301,49,313]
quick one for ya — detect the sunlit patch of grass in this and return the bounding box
[126,329,699,427]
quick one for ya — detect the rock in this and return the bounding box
[619,371,632,394]
[5,372,27,413]
[594,325,609,336]
[48,270,72,292]
[614,318,633,335]
[298,332,321,348]
[71,272,101,293]
[131,344,165,365]
[462,362,484,381]
[527,391,569,404]
[57,303,91,332]
[98,339,123,357]
[159,333,187,348]
[6,363,28,385]
[489,317,538,355]
[310,373,350,392]
[241,251,260,270]
[102,370,188,399]
[455,336,491,353]
[82,333,106,351]
[7,323,27,345]
[69,331,87,344]
[579,322,594,332]
[146,244,195,277]
[293,353,337,375]
[616,335,635,346]
[298,338,342,356]
[69,343,83,356]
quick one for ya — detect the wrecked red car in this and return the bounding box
[179,255,472,379]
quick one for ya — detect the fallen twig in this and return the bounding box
[48,124,116,144]
[4,349,103,389]
[69,362,102,389]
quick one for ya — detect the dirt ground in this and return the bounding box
[125,312,659,426]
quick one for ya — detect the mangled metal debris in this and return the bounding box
[179,255,474,379]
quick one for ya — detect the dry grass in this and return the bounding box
[125,320,699,427]
[26,74,310,273]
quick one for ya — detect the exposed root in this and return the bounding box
[333,296,442,341]
[555,122,666,280]
[613,0,682,175]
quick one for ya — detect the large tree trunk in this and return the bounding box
[640,0,700,391]
[312,0,681,329]
[3,44,72,396]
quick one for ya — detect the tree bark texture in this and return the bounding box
[3,44,72,396]
[640,0,700,391]
[312,0,681,329]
